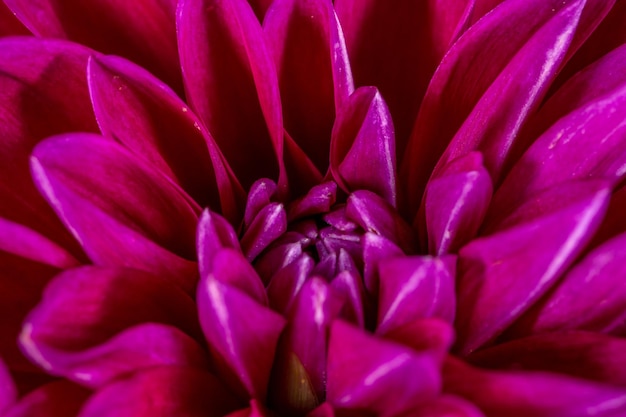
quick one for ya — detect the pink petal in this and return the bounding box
[20,266,202,373]
[31,134,200,293]
[197,209,242,279]
[491,52,626,220]
[444,357,626,417]
[270,278,343,415]
[197,275,286,400]
[0,358,17,413]
[87,55,244,219]
[401,0,594,214]
[361,232,404,296]
[402,395,486,417]
[506,231,626,337]
[244,179,279,228]
[383,318,455,364]
[4,0,182,93]
[177,0,286,190]
[264,0,353,172]
[335,0,474,154]
[327,321,441,415]
[240,202,287,261]
[4,381,89,417]
[210,248,268,305]
[346,190,417,253]
[423,152,492,255]
[306,403,335,417]
[78,366,241,417]
[287,182,337,222]
[0,38,97,260]
[331,87,396,206]
[267,253,315,314]
[331,270,368,328]
[377,255,456,335]
[247,0,273,21]
[455,180,610,355]
[469,331,626,386]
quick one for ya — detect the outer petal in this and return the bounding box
[87,55,244,219]
[335,0,474,154]
[264,0,353,172]
[377,255,456,335]
[455,180,610,355]
[327,321,441,416]
[401,0,605,214]
[30,134,200,292]
[423,152,492,255]
[4,0,182,93]
[444,357,626,417]
[506,231,626,337]
[78,366,241,417]
[469,332,626,386]
[177,0,285,190]
[20,266,202,376]
[331,87,396,206]
[197,274,286,400]
[0,38,96,259]
[4,381,89,417]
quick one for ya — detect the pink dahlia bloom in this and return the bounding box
[1,0,626,415]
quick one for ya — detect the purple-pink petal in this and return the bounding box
[177,0,286,190]
[30,133,200,292]
[3,381,89,417]
[240,202,287,261]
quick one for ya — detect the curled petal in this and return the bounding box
[377,255,456,335]
[423,152,492,255]
[444,357,626,417]
[20,266,201,373]
[264,0,353,172]
[4,0,182,93]
[331,87,396,206]
[78,366,241,417]
[507,231,626,337]
[197,275,286,400]
[327,321,441,416]
[244,179,279,228]
[241,203,287,262]
[210,248,267,305]
[331,270,368,328]
[361,232,404,296]
[31,134,199,292]
[177,0,285,190]
[455,180,610,355]
[383,318,455,364]
[287,182,337,222]
[4,381,89,417]
[267,254,315,314]
[197,209,241,279]
[87,55,244,219]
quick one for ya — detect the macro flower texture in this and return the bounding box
[2,0,626,415]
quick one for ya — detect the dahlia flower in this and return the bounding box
[1,0,626,415]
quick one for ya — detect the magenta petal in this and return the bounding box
[507,231,626,337]
[0,1,29,35]
[361,232,404,296]
[0,217,79,269]
[331,87,396,206]
[306,403,335,417]
[31,134,200,292]
[22,323,209,389]
[197,209,241,279]
[244,179,279,228]
[0,358,17,413]
[335,0,473,154]
[20,266,201,370]
[444,357,626,417]
[197,275,286,400]
[455,181,610,355]
[327,321,441,415]
[404,395,486,417]
[78,366,241,417]
[4,381,89,417]
[241,203,287,261]
[331,270,367,328]
[0,38,96,259]
[423,152,492,255]
[87,55,244,217]
[264,0,353,172]
[177,0,285,190]
[377,255,456,335]
[267,254,315,314]
[270,278,342,414]
[287,182,337,222]
[383,319,455,363]
[346,190,417,253]
[401,0,591,214]
[491,71,626,219]
[469,331,626,386]
[211,248,267,305]
[4,0,182,93]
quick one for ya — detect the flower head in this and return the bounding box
[1,0,626,416]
